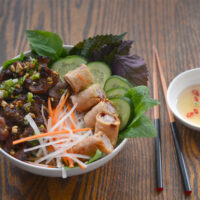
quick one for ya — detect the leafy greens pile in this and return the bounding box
[3,30,159,139]
[120,86,158,138]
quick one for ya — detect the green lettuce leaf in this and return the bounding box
[87,149,103,164]
[3,52,24,69]
[119,114,157,139]
[26,30,67,61]
[126,86,159,127]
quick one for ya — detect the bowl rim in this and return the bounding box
[167,67,200,129]
[0,44,128,173]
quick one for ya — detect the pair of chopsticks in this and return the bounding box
[153,47,192,195]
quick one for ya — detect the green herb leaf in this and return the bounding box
[119,114,157,139]
[69,33,127,62]
[3,52,24,69]
[26,30,65,61]
[31,72,40,80]
[28,140,39,146]
[119,86,159,139]
[125,86,159,127]
[0,77,26,98]
[27,92,34,103]
[87,149,103,164]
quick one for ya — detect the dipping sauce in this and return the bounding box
[177,85,200,125]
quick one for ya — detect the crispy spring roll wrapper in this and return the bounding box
[95,112,120,147]
[64,64,93,93]
[71,84,106,112]
[72,133,113,157]
[94,131,114,154]
[84,100,118,128]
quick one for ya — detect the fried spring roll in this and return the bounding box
[94,131,114,154]
[72,133,113,157]
[84,100,118,128]
[71,84,106,112]
[64,64,93,93]
[95,112,120,147]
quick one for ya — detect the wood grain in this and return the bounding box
[0,0,200,199]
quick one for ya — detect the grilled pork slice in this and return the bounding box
[95,112,120,147]
[64,64,93,93]
[84,100,118,128]
[72,133,113,157]
[71,84,106,112]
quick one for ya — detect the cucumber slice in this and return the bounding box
[104,75,132,91]
[52,55,87,81]
[106,87,128,98]
[109,96,133,130]
[87,62,111,88]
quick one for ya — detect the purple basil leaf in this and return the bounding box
[92,43,119,63]
[69,33,127,60]
[117,40,133,55]
[92,40,133,66]
[113,55,148,86]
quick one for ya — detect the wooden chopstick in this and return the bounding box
[153,50,163,191]
[153,49,159,119]
[153,46,192,195]
[153,47,174,122]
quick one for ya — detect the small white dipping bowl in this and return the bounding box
[0,45,128,178]
[167,68,200,131]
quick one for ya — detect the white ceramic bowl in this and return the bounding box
[167,68,200,131]
[0,45,128,178]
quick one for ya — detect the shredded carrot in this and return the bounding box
[62,149,74,168]
[77,73,87,83]
[78,162,86,170]
[68,158,74,168]
[12,128,91,145]
[48,98,53,118]
[47,145,54,152]
[55,94,69,121]
[68,148,74,168]
[62,157,69,166]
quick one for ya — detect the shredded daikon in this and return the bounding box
[56,157,62,168]
[58,153,91,160]
[25,114,47,155]
[24,138,70,153]
[36,130,91,164]
[49,103,77,132]
[62,167,67,179]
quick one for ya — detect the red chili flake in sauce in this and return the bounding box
[194,96,199,102]
[192,89,200,96]
[193,108,199,114]
[186,112,194,118]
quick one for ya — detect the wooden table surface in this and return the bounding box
[0,0,200,199]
